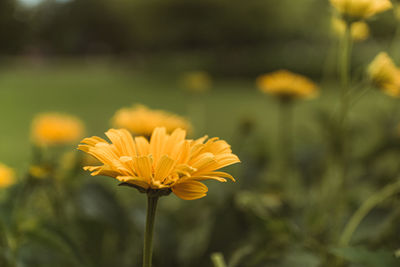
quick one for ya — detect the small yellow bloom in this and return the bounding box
[29,165,50,179]
[31,113,85,146]
[78,127,240,200]
[368,52,400,97]
[330,0,392,20]
[181,71,212,93]
[257,70,318,100]
[112,105,192,137]
[395,5,400,21]
[332,17,370,41]
[0,163,16,188]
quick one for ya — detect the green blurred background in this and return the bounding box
[1,0,400,267]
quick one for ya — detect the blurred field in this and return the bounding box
[0,58,397,169]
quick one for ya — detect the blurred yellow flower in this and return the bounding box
[330,0,392,20]
[78,127,240,200]
[395,5,400,20]
[368,52,400,97]
[332,17,370,41]
[0,163,16,188]
[257,70,318,100]
[29,165,50,179]
[31,113,85,146]
[181,71,212,93]
[112,105,192,137]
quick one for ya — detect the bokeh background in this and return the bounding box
[1,0,400,266]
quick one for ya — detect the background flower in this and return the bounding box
[31,113,85,146]
[180,71,212,93]
[368,52,400,97]
[112,105,192,137]
[330,0,392,20]
[332,17,370,41]
[0,163,16,188]
[257,70,318,100]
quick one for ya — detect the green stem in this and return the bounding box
[278,98,293,179]
[211,252,227,267]
[143,195,159,267]
[339,20,352,171]
[339,180,400,247]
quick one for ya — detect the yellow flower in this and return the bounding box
[78,127,240,200]
[112,105,192,137]
[0,163,16,188]
[29,165,50,179]
[181,71,212,93]
[368,52,400,97]
[395,5,400,21]
[31,113,85,146]
[330,0,392,20]
[257,70,318,100]
[332,17,370,41]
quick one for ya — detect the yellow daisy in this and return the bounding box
[368,52,400,97]
[330,0,392,20]
[112,105,192,137]
[257,70,318,100]
[31,113,85,146]
[0,163,16,188]
[78,127,240,200]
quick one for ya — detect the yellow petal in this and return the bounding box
[80,136,107,146]
[83,165,120,178]
[105,129,136,157]
[172,180,208,200]
[116,175,150,189]
[196,153,240,174]
[164,128,186,156]
[150,127,167,165]
[135,136,150,156]
[190,152,215,170]
[193,171,236,182]
[154,155,176,181]
[132,156,153,180]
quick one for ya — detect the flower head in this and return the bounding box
[368,52,400,97]
[332,17,370,41]
[257,70,318,100]
[78,127,240,200]
[181,71,212,93]
[31,113,85,146]
[330,0,392,20]
[112,105,192,137]
[0,163,16,188]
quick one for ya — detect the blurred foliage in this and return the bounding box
[0,0,397,76]
[1,0,400,266]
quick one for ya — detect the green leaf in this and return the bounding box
[332,246,400,267]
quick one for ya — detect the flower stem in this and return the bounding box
[339,20,352,174]
[211,252,227,267]
[278,98,293,179]
[143,195,159,267]
[339,180,400,247]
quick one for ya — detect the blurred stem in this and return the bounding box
[390,3,400,61]
[143,195,159,267]
[211,252,227,267]
[339,20,352,167]
[278,98,293,180]
[339,180,400,247]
